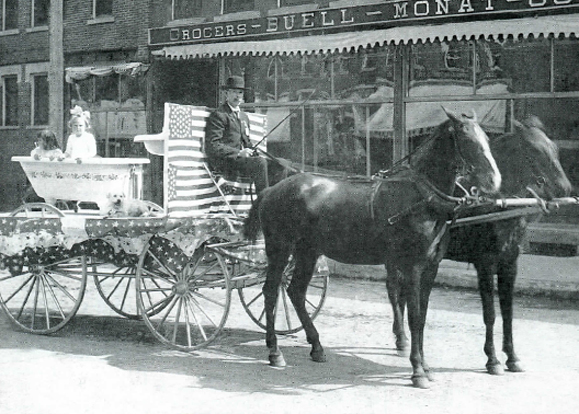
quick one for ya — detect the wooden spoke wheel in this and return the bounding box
[135,238,232,351]
[237,255,329,334]
[9,203,65,218]
[0,256,87,334]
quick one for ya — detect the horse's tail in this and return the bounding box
[243,195,264,241]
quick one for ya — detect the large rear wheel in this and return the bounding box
[237,255,329,334]
[135,236,232,351]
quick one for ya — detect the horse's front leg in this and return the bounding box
[386,263,409,356]
[417,263,439,382]
[286,247,326,363]
[263,253,289,368]
[475,261,503,375]
[497,258,524,373]
[405,265,431,389]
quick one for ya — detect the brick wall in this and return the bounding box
[64,0,151,56]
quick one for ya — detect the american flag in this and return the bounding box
[163,103,267,218]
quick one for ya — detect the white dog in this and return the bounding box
[103,192,157,218]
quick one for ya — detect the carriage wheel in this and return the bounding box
[135,239,232,351]
[237,256,329,334]
[0,256,87,334]
[9,203,65,218]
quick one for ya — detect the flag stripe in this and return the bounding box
[163,102,265,217]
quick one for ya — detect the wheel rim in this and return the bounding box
[238,256,329,334]
[135,238,231,351]
[0,255,87,334]
[9,203,65,218]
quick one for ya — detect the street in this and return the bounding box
[1,276,578,414]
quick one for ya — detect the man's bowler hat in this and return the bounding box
[221,76,248,91]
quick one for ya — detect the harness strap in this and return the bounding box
[427,221,448,258]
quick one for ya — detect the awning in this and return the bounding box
[153,14,579,59]
[351,81,508,138]
[65,62,150,83]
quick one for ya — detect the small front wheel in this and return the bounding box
[0,255,87,334]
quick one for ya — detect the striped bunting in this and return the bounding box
[163,102,267,217]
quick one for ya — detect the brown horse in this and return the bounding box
[244,109,501,388]
[390,116,572,376]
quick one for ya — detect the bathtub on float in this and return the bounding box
[12,156,150,211]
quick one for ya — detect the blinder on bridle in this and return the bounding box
[448,113,483,195]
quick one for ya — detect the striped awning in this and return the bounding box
[153,14,579,59]
[65,62,149,83]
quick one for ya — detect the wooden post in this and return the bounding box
[49,0,64,145]
[393,44,409,164]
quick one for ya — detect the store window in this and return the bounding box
[172,0,201,20]
[1,75,18,126]
[554,38,579,93]
[32,0,49,27]
[230,45,395,175]
[32,74,49,126]
[94,0,113,18]
[68,71,147,156]
[1,0,18,31]
[223,0,253,14]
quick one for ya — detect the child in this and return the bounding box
[31,129,63,161]
[60,105,97,163]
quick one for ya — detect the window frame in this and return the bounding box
[1,74,19,127]
[222,0,254,15]
[31,72,49,126]
[93,0,113,19]
[31,0,49,28]
[171,0,202,21]
[1,0,18,31]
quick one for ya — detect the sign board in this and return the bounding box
[149,0,579,46]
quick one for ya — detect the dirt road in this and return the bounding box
[1,278,578,414]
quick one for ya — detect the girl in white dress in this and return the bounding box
[60,105,97,162]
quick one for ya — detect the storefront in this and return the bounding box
[148,1,579,218]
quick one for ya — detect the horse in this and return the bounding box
[390,116,572,376]
[244,109,502,389]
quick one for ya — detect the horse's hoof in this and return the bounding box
[269,353,286,368]
[487,363,504,376]
[310,349,327,363]
[411,375,430,389]
[425,371,435,381]
[506,361,524,373]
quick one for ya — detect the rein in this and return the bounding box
[370,169,480,224]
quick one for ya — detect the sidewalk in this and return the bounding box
[328,253,579,300]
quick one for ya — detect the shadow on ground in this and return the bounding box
[0,313,473,393]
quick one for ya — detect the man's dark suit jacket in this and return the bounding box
[205,103,251,161]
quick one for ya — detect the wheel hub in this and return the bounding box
[173,281,190,296]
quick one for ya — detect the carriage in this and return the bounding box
[2,103,579,389]
[0,102,329,351]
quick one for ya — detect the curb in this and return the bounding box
[327,258,579,301]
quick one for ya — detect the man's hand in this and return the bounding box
[238,148,255,158]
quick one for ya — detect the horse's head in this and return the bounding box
[494,119,572,199]
[442,108,502,195]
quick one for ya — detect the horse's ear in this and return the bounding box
[512,119,524,131]
[441,106,460,123]
[469,109,477,122]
